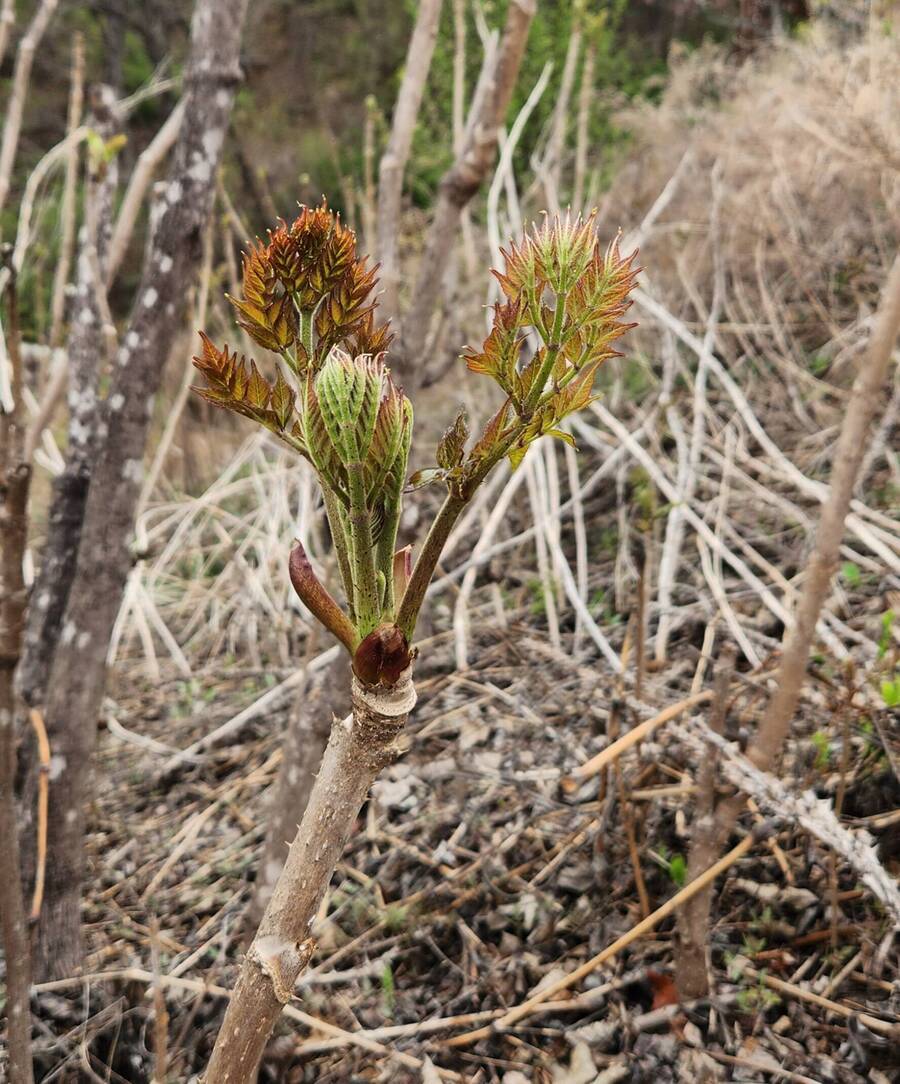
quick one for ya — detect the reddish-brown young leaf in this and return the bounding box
[289,541,357,652]
[469,397,513,463]
[270,370,295,431]
[351,310,394,356]
[463,299,525,394]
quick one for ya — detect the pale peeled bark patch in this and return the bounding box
[248,935,314,1004]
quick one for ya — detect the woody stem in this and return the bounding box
[203,669,416,1083]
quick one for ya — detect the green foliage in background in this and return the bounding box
[404,0,665,208]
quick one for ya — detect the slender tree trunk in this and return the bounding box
[18,86,121,710]
[249,656,351,926]
[361,98,377,254]
[675,253,900,1000]
[204,669,416,1083]
[751,253,900,769]
[0,269,35,1084]
[674,648,740,1001]
[0,0,16,70]
[452,0,466,155]
[375,0,444,324]
[105,97,186,289]
[398,0,535,378]
[24,0,249,981]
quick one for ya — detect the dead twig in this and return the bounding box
[561,690,714,791]
[27,707,50,923]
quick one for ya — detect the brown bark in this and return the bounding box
[204,669,416,1082]
[750,253,900,772]
[249,655,351,926]
[24,0,249,981]
[375,0,444,323]
[0,268,35,1084]
[398,0,535,378]
[675,253,900,1001]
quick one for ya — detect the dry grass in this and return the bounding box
[605,27,899,371]
[17,21,900,1084]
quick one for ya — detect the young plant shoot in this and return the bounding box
[197,202,638,1079]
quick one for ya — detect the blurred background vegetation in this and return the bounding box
[3,0,820,341]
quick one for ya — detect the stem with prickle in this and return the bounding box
[321,484,355,619]
[346,460,379,635]
[397,427,521,639]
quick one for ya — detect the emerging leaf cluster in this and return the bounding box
[193,205,640,682]
[193,203,409,666]
[421,212,639,494]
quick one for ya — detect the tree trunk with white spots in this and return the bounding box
[17,85,120,710]
[23,0,249,980]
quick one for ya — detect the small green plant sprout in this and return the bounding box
[877,609,895,659]
[811,728,832,772]
[725,952,781,1014]
[651,845,687,886]
[379,960,396,1017]
[193,204,639,682]
[840,560,862,589]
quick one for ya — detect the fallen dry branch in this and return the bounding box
[35,966,465,1081]
[27,707,50,922]
[677,717,900,924]
[744,965,900,1041]
[561,690,714,790]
